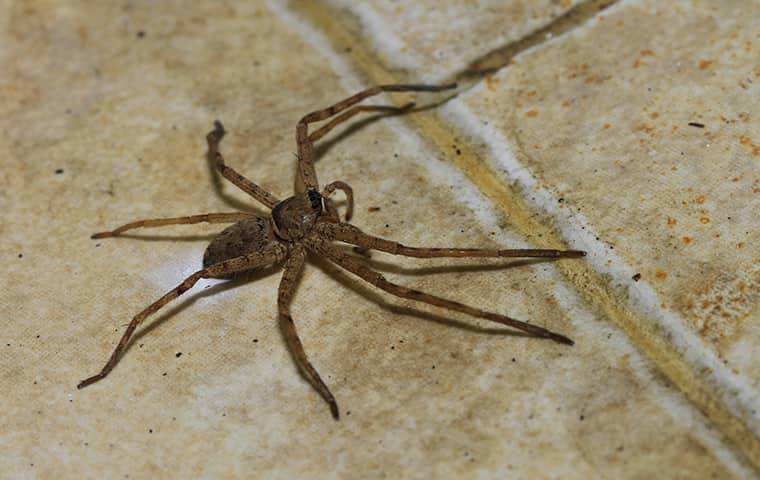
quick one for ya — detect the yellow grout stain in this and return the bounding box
[291,0,760,472]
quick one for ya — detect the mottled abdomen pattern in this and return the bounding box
[203,216,279,275]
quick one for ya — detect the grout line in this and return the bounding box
[277,0,760,474]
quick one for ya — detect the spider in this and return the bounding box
[78,83,585,419]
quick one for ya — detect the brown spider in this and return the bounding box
[78,83,585,419]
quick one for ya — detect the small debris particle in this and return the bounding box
[666,216,677,226]
[148,429,153,433]
[558,198,565,203]
[698,59,714,70]
[699,217,710,224]
[655,270,667,280]
[346,410,351,416]
[688,122,705,128]
[511,358,516,362]
[18,253,23,258]
[162,372,167,376]
[695,195,705,204]
[55,168,64,175]
[390,345,395,350]
[253,338,259,343]
[368,206,381,212]
[175,352,182,358]
[137,30,145,38]
[579,415,585,421]
[682,236,692,244]
[632,273,641,282]
[525,110,538,118]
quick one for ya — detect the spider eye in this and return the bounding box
[307,190,322,211]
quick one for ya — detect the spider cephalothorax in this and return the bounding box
[79,83,585,419]
[271,190,323,241]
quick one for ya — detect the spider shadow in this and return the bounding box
[127,265,282,354]
[308,254,544,339]
[311,100,449,164]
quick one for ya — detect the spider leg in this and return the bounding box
[77,244,288,389]
[91,212,253,239]
[306,237,573,345]
[321,181,354,222]
[296,83,457,191]
[207,121,281,209]
[317,222,586,259]
[308,102,415,142]
[277,246,340,419]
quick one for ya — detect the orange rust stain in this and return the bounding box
[525,110,538,118]
[640,49,655,56]
[754,66,760,78]
[695,195,706,204]
[632,59,641,69]
[650,112,659,119]
[739,135,760,156]
[77,25,89,42]
[485,75,500,91]
[559,0,572,7]
[699,59,714,70]
[667,216,677,226]
[682,236,692,244]
[603,123,611,129]
[638,123,656,135]
[700,217,711,224]
[655,270,668,280]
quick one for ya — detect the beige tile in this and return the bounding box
[323,0,582,82]
[0,0,752,478]
[439,0,760,470]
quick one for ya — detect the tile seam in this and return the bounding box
[277,0,760,473]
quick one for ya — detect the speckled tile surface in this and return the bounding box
[1,0,758,479]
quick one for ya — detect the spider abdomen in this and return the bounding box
[203,216,280,275]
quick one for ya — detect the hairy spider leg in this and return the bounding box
[307,238,574,345]
[307,103,415,143]
[296,83,457,191]
[91,212,254,238]
[321,181,354,222]
[317,222,586,259]
[277,246,340,419]
[207,121,281,209]
[77,244,289,389]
